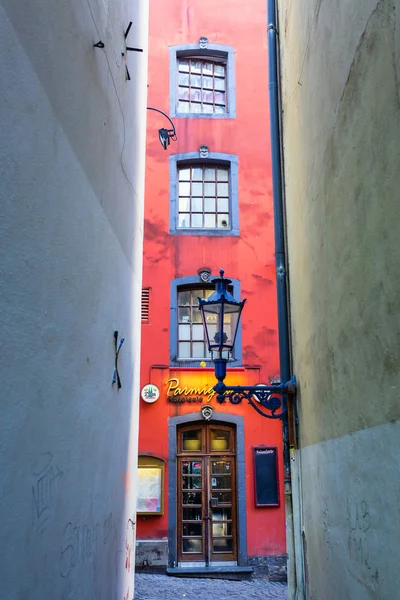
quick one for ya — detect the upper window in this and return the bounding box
[169,151,239,236]
[178,165,230,230]
[177,58,227,115]
[170,43,236,119]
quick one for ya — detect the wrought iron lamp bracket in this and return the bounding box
[213,376,297,420]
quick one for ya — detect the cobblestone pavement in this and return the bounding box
[134,573,288,600]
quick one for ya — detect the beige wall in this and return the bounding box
[278,0,400,597]
[0,0,148,598]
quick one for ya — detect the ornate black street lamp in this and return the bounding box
[198,270,296,419]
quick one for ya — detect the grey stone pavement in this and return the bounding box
[134,573,288,599]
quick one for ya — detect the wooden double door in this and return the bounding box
[177,423,237,565]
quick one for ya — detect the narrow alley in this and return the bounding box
[134,574,288,600]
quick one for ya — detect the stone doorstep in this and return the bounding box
[166,566,253,581]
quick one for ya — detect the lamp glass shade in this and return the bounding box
[200,298,243,354]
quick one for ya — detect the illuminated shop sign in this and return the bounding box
[166,377,216,403]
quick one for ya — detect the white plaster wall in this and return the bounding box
[300,420,400,600]
[0,0,148,598]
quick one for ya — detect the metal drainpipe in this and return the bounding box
[267,1,304,598]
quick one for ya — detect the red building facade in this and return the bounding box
[137,0,286,579]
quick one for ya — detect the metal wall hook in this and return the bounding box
[93,41,105,49]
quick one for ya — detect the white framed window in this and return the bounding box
[169,43,236,119]
[177,164,230,230]
[177,57,227,115]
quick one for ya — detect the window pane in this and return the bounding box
[204,182,216,196]
[214,91,225,105]
[191,61,201,73]
[217,168,229,181]
[179,342,191,358]
[183,507,202,520]
[191,214,203,228]
[179,101,190,112]
[179,181,190,196]
[190,88,201,102]
[179,324,191,340]
[191,289,202,303]
[217,197,229,213]
[204,197,216,212]
[192,324,204,341]
[190,74,201,87]
[213,538,232,553]
[192,342,205,358]
[182,492,202,504]
[183,523,202,536]
[204,214,216,228]
[192,308,202,323]
[179,59,189,72]
[178,307,190,323]
[179,168,191,181]
[178,214,190,228]
[192,182,203,197]
[178,87,190,101]
[215,78,225,91]
[192,167,203,181]
[179,73,189,86]
[182,461,202,475]
[203,76,213,89]
[178,290,191,306]
[217,214,230,228]
[192,197,203,212]
[203,62,213,75]
[182,430,202,451]
[182,477,202,490]
[191,102,201,113]
[183,538,203,553]
[179,197,190,212]
[203,103,213,113]
[202,90,214,103]
[217,182,229,196]
[214,64,225,76]
[204,168,216,181]
[215,105,226,114]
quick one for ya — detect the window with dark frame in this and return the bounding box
[177,57,227,114]
[178,288,213,359]
[178,165,230,230]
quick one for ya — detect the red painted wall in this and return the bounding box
[139,0,286,559]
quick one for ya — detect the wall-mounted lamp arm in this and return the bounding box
[147,106,177,142]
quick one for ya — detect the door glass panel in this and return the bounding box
[183,523,202,536]
[183,538,203,553]
[182,491,202,504]
[212,522,233,536]
[212,491,231,503]
[182,429,202,452]
[182,476,202,489]
[212,507,232,521]
[183,507,202,521]
[210,429,230,451]
[213,538,233,553]
[182,461,202,475]
[211,461,231,474]
[211,475,231,489]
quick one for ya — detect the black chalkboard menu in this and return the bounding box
[253,446,280,507]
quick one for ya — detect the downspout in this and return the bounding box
[267,1,305,599]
